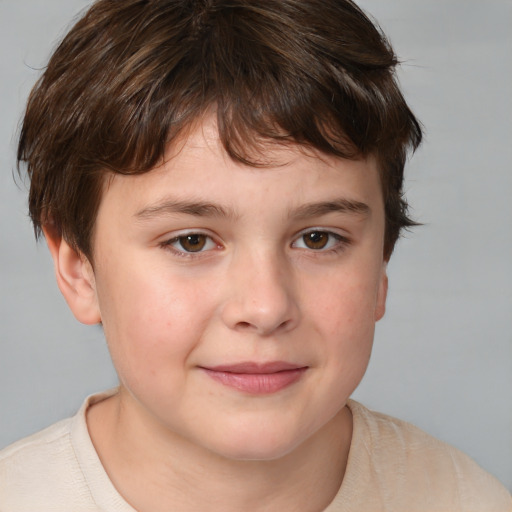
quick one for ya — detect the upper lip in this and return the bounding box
[201,362,307,374]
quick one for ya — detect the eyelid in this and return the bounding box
[158,227,350,256]
[291,227,350,251]
[160,229,222,255]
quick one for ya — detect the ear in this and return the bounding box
[43,225,101,325]
[374,262,388,321]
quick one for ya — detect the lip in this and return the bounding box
[200,361,308,394]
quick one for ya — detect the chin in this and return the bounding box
[204,422,308,462]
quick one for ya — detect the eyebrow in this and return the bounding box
[135,200,237,220]
[291,198,370,219]
[135,197,370,221]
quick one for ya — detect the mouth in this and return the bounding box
[199,362,308,394]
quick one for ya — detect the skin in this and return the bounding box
[44,117,388,512]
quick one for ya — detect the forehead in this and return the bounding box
[99,116,383,220]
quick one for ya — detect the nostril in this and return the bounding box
[222,290,300,335]
[235,318,294,334]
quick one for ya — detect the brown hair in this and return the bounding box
[18,0,422,260]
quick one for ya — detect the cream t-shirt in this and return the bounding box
[1,390,511,511]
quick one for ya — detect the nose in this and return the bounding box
[220,250,300,336]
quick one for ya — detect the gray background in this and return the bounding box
[1,0,511,491]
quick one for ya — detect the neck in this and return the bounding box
[87,390,353,512]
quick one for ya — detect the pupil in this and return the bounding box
[305,232,328,249]
[180,234,206,252]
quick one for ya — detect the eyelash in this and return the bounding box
[160,232,220,258]
[292,229,350,254]
[159,229,350,258]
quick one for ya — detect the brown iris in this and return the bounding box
[178,234,207,252]
[303,231,329,250]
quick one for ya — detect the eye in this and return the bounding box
[164,233,218,253]
[292,230,346,251]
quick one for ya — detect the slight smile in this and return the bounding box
[200,362,309,394]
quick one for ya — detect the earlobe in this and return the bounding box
[375,263,388,321]
[43,225,101,325]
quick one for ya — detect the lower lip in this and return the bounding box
[201,368,307,394]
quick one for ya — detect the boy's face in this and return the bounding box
[77,117,387,460]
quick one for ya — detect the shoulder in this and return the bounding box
[0,390,120,512]
[0,417,95,511]
[336,400,512,511]
[0,417,73,472]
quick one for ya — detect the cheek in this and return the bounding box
[312,276,380,336]
[307,270,380,377]
[321,289,376,391]
[95,265,218,378]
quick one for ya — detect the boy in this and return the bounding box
[1,0,510,510]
